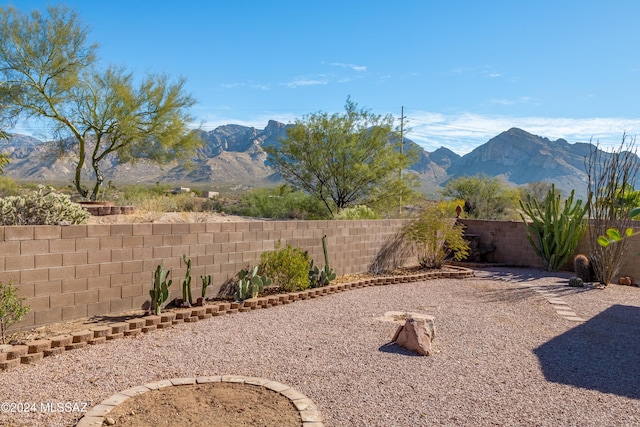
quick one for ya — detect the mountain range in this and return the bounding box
[2,123,633,198]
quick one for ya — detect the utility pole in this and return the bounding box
[399,106,405,216]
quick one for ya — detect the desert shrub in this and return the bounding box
[0,185,89,225]
[586,136,640,285]
[0,176,19,198]
[0,280,30,344]
[122,183,172,200]
[258,242,310,291]
[234,185,328,219]
[403,203,470,268]
[333,205,378,220]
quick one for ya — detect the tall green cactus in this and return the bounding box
[519,184,588,271]
[309,235,337,287]
[150,264,172,315]
[201,274,212,298]
[182,254,193,304]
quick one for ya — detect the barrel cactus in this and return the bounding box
[568,277,584,287]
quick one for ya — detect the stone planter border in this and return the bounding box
[75,375,324,427]
[0,266,474,371]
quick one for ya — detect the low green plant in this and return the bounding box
[182,254,193,304]
[233,185,328,219]
[0,185,89,225]
[333,205,378,220]
[235,266,272,301]
[403,203,470,269]
[259,241,310,291]
[309,235,337,287]
[149,264,172,315]
[519,184,588,271]
[597,207,640,247]
[201,274,212,298]
[0,281,30,344]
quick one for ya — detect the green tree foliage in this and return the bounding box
[265,98,418,218]
[519,184,588,271]
[442,174,519,220]
[403,202,470,269]
[0,6,200,201]
[0,82,12,173]
[519,182,555,210]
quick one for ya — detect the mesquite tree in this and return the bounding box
[0,6,200,200]
[265,98,418,218]
[585,134,640,285]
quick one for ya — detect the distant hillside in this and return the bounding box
[2,124,633,197]
[446,128,622,197]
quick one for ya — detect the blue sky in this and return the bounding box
[4,0,640,154]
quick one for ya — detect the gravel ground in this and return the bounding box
[1,267,640,427]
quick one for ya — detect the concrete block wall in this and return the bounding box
[5,218,639,331]
[1,220,407,331]
[459,219,546,269]
[460,218,640,278]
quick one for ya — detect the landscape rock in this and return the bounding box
[618,276,635,287]
[391,315,436,356]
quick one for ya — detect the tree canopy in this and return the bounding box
[265,98,418,217]
[0,5,200,200]
[442,174,519,220]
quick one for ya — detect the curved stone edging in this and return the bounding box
[75,375,324,427]
[0,266,475,371]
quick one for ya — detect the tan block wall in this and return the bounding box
[6,218,639,331]
[3,220,407,331]
[460,218,640,278]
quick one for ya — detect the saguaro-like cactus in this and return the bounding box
[520,184,588,271]
[182,254,193,304]
[201,274,212,298]
[150,264,172,315]
[309,235,337,287]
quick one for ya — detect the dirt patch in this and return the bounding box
[106,382,301,427]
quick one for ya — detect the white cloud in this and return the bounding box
[281,78,329,88]
[331,62,367,72]
[486,96,536,106]
[405,111,640,155]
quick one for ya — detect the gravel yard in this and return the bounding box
[1,267,639,427]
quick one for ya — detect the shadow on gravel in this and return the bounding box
[534,304,640,399]
[378,342,424,357]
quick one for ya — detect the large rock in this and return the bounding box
[391,315,436,356]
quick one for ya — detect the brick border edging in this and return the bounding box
[0,266,474,371]
[75,375,324,427]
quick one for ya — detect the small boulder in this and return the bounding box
[618,276,635,286]
[391,315,436,356]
